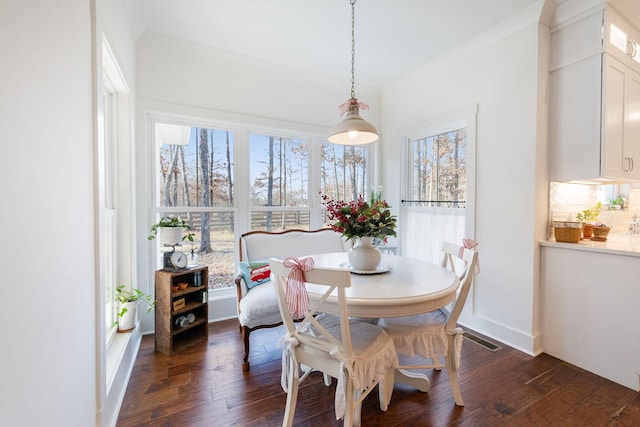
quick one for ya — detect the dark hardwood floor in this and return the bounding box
[117,319,640,426]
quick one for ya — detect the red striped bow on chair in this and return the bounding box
[283,256,314,318]
[462,238,478,250]
[459,238,480,274]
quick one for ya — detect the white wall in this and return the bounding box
[0,1,138,425]
[381,1,552,354]
[0,1,96,426]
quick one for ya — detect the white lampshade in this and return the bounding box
[156,123,191,146]
[328,108,378,145]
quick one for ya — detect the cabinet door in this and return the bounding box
[602,55,626,178]
[625,67,640,179]
[549,54,603,182]
[603,55,640,180]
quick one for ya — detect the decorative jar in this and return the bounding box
[348,236,381,271]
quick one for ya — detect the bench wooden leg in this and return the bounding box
[242,326,251,371]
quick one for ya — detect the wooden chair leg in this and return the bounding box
[446,347,464,406]
[323,373,332,386]
[432,356,442,370]
[352,388,362,427]
[343,378,355,427]
[377,367,394,411]
[282,360,300,427]
[241,326,251,371]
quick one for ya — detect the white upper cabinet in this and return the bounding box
[602,54,640,179]
[549,7,640,182]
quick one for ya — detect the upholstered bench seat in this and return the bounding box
[234,228,346,371]
[237,283,282,329]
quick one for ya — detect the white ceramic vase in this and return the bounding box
[159,226,183,246]
[117,301,137,332]
[348,236,381,271]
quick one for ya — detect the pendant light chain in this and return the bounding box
[328,0,378,145]
[350,0,356,100]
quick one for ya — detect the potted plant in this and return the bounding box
[591,222,611,241]
[115,285,156,332]
[148,216,195,246]
[575,202,601,239]
[609,195,625,210]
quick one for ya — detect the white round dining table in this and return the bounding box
[304,252,460,318]
[303,252,460,393]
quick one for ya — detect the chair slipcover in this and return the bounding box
[377,242,478,406]
[271,256,397,426]
[281,313,398,419]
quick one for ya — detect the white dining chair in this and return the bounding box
[377,242,479,406]
[270,257,398,427]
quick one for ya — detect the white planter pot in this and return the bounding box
[117,301,138,332]
[159,227,183,246]
[348,236,381,271]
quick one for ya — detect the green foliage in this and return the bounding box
[320,192,397,244]
[609,195,624,208]
[115,285,156,320]
[575,202,601,223]
[148,216,195,241]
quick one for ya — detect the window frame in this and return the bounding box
[148,114,374,290]
[99,38,135,399]
[400,105,477,257]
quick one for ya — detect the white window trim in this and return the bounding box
[401,104,477,239]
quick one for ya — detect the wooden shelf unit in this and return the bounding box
[155,266,208,355]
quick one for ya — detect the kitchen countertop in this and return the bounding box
[540,234,640,257]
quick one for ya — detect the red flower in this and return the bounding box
[320,192,397,243]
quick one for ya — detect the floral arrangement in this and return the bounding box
[320,187,397,244]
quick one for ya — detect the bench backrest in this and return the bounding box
[239,228,346,262]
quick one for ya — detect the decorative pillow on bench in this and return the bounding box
[239,259,271,289]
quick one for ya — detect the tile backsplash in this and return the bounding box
[549,182,640,239]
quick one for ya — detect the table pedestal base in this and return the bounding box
[394,369,431,392]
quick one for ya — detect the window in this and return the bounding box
[410,128,467,208]
[100,39,135,399]
[101,41,133,350]
[102,76,118,346]
[321,143,368,201]
[610,23,628,54]
[249,133,310,230]
[401,106,477,262]
[152,118,371,290]
[154,123,235,289]
[609,22,640,65]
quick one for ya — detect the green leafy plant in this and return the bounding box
[575,202,601,223]
[148,216,195,241]
[115,285,156,321]
[320,191,397,244]
[609,195,624,210]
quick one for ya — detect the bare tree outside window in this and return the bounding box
[411,128,467,207]
[250,134,310,230]
[320,143,368,202]
[155,123,370,289]
[157,124,235,289]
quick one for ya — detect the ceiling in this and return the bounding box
[126,0,640,88]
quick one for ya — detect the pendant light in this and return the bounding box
[328,0,378,145]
